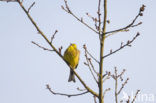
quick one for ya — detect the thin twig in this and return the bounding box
[103,88,111,98]
[28,2,35,13]
[103,88,111,103]
[97,0,102,40]
[77,87,86,92]
[86,13,97,22]
[83,44,99,75]
[105,5,145,35]
[86,48,99,64]
[114,67,118,103]
[117,69,126,78]
[46,84,88,97]
[51,30,58,44]
[84,61,97,83]
[94,96,97,103]
[103,74,110,83]
[32,41,54,52]
[83,44,99,64]
[103,32,140,59]
[103,71,111,83]
[105,29,129,38]
[126,96,131,103]
[118,78,129,95]
[111,68,130,103]
[118,69,126,81]
[83,45,98,84]
[0,0,17,2]
[88,59,99,76]
[62,0,99,34]
[85,13,99,32]
[105,22,142,38]
[131,22,142,28]
[58,46,63,54]
[102,71,110,78]
[131,90,140,103]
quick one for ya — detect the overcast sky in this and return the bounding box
[0,0,156,103]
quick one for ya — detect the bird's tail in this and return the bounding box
[68,70,76,82]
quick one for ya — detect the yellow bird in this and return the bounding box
[64,44,80,82]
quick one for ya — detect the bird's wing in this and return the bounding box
[64,47,76,63]
[75,50,80,69]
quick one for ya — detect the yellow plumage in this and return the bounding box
[64,44,80,82]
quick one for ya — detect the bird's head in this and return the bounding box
[70,43,77,49]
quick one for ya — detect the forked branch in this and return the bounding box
[103,32,140,59]
[105,5,145,35]
[83,45,98,84]
[16,0,98,97]
[46,84,88,97]
[28,2,35,13]
[62,0,99,34]
[111,68,129,103]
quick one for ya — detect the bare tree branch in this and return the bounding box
[83,45,99,76]
[131,90,140,103]
[28,2,35,13]
[102,71,110,78]
[103,88,111,98]
[97,0,102,40]
[94,96,97,103]
[118,78,129,95]
[104,5,145,35]
[98,0,108,102]
[58,46,63,55]
[112,68,129,103]
[114,67,118,103]
[46,84,88,97]
[0,0,17,2]
[105,29,129,38]
[86,12,98,23]
[83,45,98,84]
[62,0,99,34]
[126,96,131,103]
[50,30,58,44]
[103,88,111,103]
[88,59,99,76]
[16,0,98,97]
[85,13,99,32]
[32,41,54,52]
[83,44,99,64]
[103,32,140,59]
[117,69,126,79]
[2,0,145,102]
[103,73,111,83]
[77,87,86,92]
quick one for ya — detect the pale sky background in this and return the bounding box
[0,0,156,103]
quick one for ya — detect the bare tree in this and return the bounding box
[0,0,145,103]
